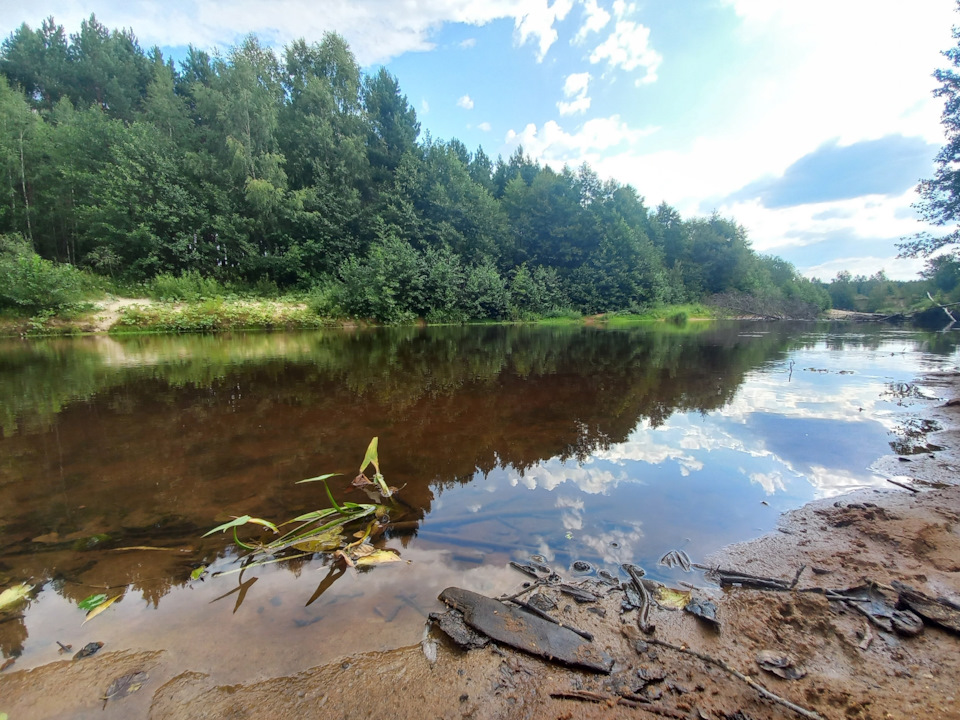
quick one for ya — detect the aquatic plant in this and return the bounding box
[201,438,400,576]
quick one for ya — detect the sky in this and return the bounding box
[1,0,957,280]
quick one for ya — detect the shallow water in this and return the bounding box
[0,322,957,683]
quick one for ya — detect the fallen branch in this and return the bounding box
[885,478,919,493]
[692,563,796,591]
[927,292,958,323]
[646,638,825,720]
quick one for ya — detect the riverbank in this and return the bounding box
[1,366,958,719]
[0,297,718,336]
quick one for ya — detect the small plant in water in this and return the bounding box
[202,438,401,576]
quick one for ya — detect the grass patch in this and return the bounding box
[596,303,717,325]
[113,298,333,333]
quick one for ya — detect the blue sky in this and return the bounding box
[2,0,956,280]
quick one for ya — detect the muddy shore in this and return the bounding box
[2,373,959,719]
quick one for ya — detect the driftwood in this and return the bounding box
[927,292,958,324]
[438,587,613,673]
[692,563,804,591]
[893,581,960,632]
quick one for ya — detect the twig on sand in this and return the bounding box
[646,638,825,720]
[885,478,919,493]
[549,690,688,718]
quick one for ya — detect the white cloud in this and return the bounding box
[514,0,575,61]
[459,37,477,49]
[714,190,941,280]
[557,71,592,116]
[509,459,626,494]
[421,99,430,114]
[478,121,492,131]
[504,115,659,165]
[457,94,475,110]
[574,0,610,43]
[749,471,786,495]
[803,256,926,282]
[1,0,576,65]
[590,20,662,83]
[611,0,633,18]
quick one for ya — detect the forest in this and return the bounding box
[0,15,854,322]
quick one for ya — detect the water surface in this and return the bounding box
[0,322,957,685]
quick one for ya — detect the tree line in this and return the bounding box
[0,15,829,321]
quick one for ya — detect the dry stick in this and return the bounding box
[499,579,544,602]
[885,478,920,493]
[646,638,825,720]
[790,564,807,589]
[549,691,688,718]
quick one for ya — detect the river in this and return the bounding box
[0,321,957,687]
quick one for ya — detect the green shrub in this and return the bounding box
[306,281,339,317]
[148,270,226,302]
[0,234,90,313]
[332,237,424,324]
[667,310,689,325]
[464,261,509,320]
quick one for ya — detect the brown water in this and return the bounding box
[0,322,957,689]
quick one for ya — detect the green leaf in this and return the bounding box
[359,437,379,475]
[296,473,340,485]
[283,508,339,525]
[202,515,278,538]
[203,515,253,537]
[82,595,121,625]
[78,593,108,611]
[189,566,207,581]
[0,583,32,612]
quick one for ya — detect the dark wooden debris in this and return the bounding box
[693,563,804,591]
[73,641,104,660]
[622,563,654,632]
[893,581,960,633]
[558,583,598,604]
[684,598,720,629]
[826,584,924,637]
[438,587,613,673]
[429,608,490,649]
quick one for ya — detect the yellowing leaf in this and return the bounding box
[655,586,692,610]
[359,437,379,475]
[82,595,121,625]
[0,583,31,613]
[189,566,207,581]
[355,549,401,567]
[351,543,375,558]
